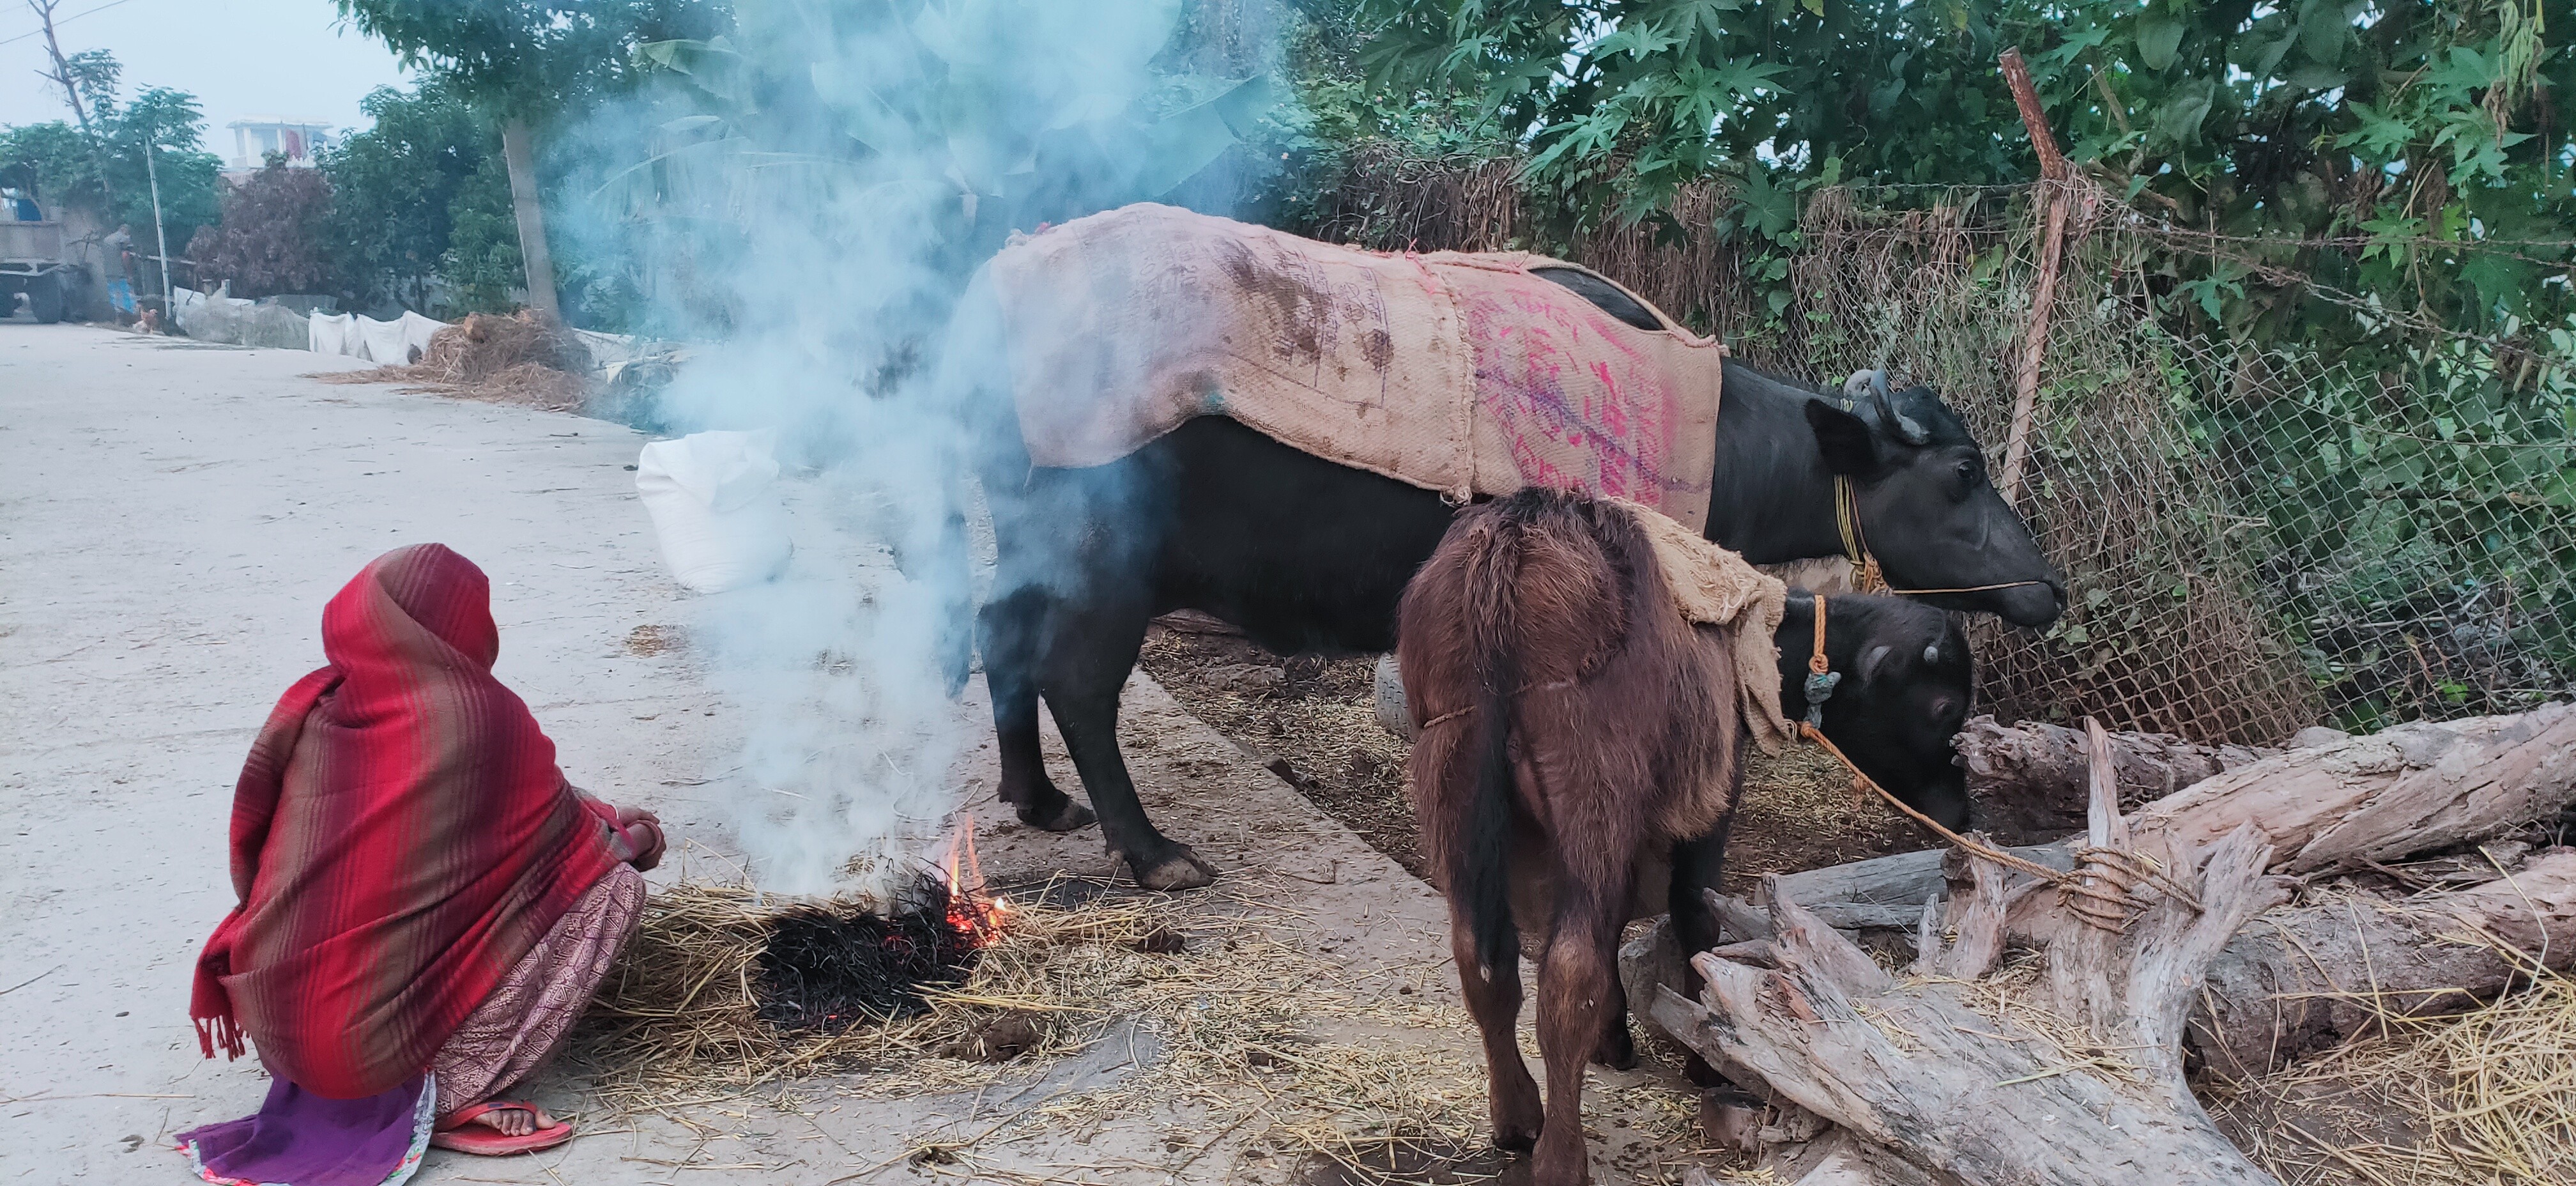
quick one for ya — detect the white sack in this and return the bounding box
[398,311,445,361]
[309,311,358,356]
[634,430,793,594]
[570,327,636,371]
[353,315,410,364]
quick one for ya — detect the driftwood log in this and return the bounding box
[1955,714,2277,842]
[1866,705,2576,897]
[1650,735,2292,1185]
[1624,704,2576,1050]
[2129,702,2576,874]
[2191,847,2576,1080]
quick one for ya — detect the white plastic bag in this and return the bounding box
[634,430,793,593]
[1374,653,1414,739]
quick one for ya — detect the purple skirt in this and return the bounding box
[176,1073,432,1186]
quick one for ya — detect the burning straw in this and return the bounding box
[569,862,1701,1173]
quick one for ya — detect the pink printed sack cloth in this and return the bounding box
[984,204,1726,530]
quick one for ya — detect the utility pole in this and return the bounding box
[142,118,170,314]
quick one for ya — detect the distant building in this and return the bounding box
[224,118,337,173]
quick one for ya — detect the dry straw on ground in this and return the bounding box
[2212,961,2576,1185]
[310,310,595,411]
[569,867,1703,1175]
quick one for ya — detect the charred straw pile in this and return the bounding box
[751,874,988,1033]
[313,310,597,411]
[569,868,1704,1170]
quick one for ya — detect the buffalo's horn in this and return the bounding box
[1871,376,1933,445]
[1841,369,1876,401]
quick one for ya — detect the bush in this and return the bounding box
[188,158,335,298]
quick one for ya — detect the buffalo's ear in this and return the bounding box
[1805,399,1882,477]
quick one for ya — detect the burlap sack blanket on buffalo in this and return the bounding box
[985,203,1728,531]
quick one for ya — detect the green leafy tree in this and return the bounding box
[100,86,224,257]
[1,54,220,266]
[1357,0,2575,353]
[0,120,95,207]
[440,152,525,312]
[334,1,728,320]
[321,82,509,310]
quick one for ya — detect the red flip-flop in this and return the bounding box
[430,1100,574,1155]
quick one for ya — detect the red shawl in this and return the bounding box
[190,544,624,1099]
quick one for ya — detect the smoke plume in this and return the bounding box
[577,0,1280,895]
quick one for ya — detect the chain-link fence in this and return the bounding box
[1301,157,2576,744]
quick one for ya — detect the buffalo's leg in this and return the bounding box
[1533,897,1620,1185]
[1450,911,1542,1152]
[1036,579,1215,890]
[976,588,1094,833]
[1669,789,1746,1088]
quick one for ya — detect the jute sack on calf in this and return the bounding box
[985,203,1728,531]
[1373,498,1793,755]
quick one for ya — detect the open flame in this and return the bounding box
[939,813,1011,946]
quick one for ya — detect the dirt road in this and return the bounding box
[0,325,1708,1185]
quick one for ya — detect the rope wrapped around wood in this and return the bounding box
[1797,721,2202,932]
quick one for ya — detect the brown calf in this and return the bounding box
[1397,489,1747,1186]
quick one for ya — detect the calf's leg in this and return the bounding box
[1449,911,1542,1151]
[1591,965,1637,1070]
[1533,897,1621,1185]
[1668,798,1744,1088]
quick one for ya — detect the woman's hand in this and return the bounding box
[613,806,666,872]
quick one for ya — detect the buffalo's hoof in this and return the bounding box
[1127,846,1217,891]
[1018,797,1096,833]
[1491,1120,1539,1154]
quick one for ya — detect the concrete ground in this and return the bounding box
[0,324,1711,1185]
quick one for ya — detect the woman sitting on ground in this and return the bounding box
[179,543,667,1184]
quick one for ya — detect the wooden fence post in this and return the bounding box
[1997,49,2071,506]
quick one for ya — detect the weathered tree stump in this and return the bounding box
[1651,722,2294,1185]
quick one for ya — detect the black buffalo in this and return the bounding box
[935,277,2058,890]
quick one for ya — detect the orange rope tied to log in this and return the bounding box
[1800,603,2200,930]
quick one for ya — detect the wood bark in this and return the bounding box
[1650,727,2293,1185]
[1625,704,2576,1093]
[2189,847,2576,1081]
[1995,47,2071,505]
[501,118,561,321]
[2129,702,2576,874]
[1956,713,2276,842]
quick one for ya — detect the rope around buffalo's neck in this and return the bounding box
[1832,475,2055,599]
[1792,634,2201,932]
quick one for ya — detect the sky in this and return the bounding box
[0,0,411,164]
